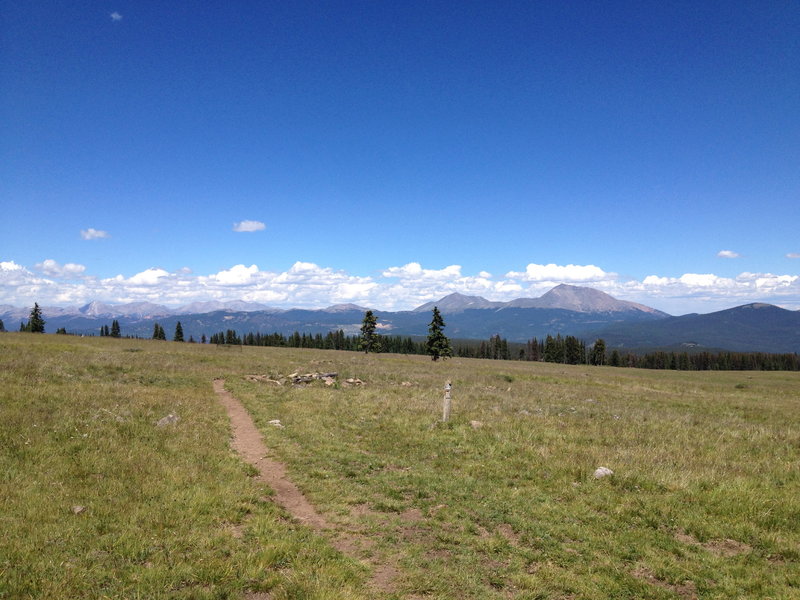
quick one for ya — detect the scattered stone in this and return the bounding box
[245,375,283,385]
[585,398,595,403]
[72,505,86,515]
[594,466,614,479]
[343,377,364,386]
[470,420,484,429]
[291,372,340,385]
[323,377,336,386]
[268,419,284,429]
[156,413,179,427]
[401,381,413,387]
[518,409,531,416]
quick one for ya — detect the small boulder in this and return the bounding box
[470,420,484,429]
[72,505,86,515]
[268,419,284,429]
[156,413,179,427]
[593,466,614,479]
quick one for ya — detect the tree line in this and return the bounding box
[8,302,798,371]
[206,307,454,361]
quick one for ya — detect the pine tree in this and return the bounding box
[0,318,5,332]
[609,349,622,367]
[359,310,380,353]
[589,339,606,366]
[153,323,167,340]
[201,333,207,344]
[426,307,452,361]
[110,320,121,338]
[26,303,45,333]
[174,321,184,342]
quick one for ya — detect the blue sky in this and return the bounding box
[2,1,798,314]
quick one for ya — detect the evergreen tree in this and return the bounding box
[174,321,184,342]
[0,318,5,332]
[609,349,622,367]
[153,323,167,340]
[201,333,207,344]
[110,320,121,338]
[359,310,380,353]
[28,303,45,333]
[426,307,452,361]
[56,327,67,335]
[564,336,585,365]
[589,339,606,366]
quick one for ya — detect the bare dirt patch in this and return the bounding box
[704,538,752,557]
[632,565,698,600]
[674,530,752,557]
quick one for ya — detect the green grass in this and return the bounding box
[2,333,799,599]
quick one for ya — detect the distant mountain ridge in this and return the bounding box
[599,302,800,354]
[3,285,798,353]
[413,284,668,316]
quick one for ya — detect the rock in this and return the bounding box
[323,377,336,386]
[245,375,283,385]
[156,413,179,427]
[343,378,364,386]
[518,409,531,416]
[72,505,86,515]
[401,381,413,387]
[470,420,484,429]
[593,466,614,479]
[268,419,284,429]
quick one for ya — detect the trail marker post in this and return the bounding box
[442,380,452,422]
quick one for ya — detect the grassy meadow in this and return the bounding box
[1,333,798,599]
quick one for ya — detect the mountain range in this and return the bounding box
[2,284,798,353]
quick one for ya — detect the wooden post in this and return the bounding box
[442,380,452,422]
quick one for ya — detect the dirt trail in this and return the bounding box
[213,378,330,530]
[212,379,398,595]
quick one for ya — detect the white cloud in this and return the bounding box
[212,264,259,285]
[787,253,800,259]
[232,220,266,232]
[2,259,800,314]
[717,250,741,259]
[382,262,462,281]
[110,12,123,21]
[35,259,86,278]
[80,228,110,240]
[505,263,614,282]
[127,268,170,286]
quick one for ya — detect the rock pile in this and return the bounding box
[245,372,365,387]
